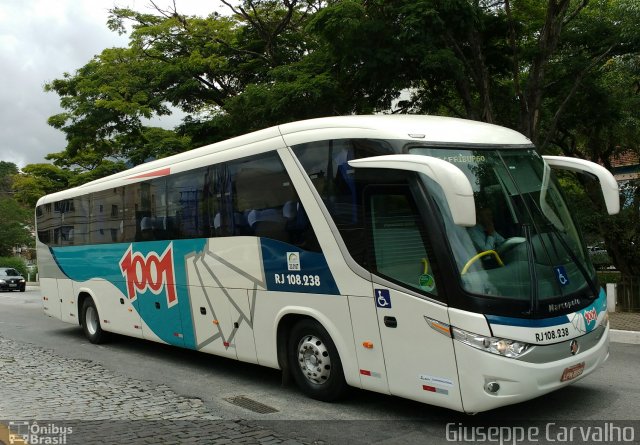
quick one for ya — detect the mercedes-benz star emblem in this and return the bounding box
[570,339,579,355]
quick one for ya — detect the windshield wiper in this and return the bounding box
[523,224,537,316]
[544,222,598,299]
[537,161,597,297]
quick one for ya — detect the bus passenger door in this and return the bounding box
[348,295,390,395]
[366,186,463,411]
[374,287,462,411]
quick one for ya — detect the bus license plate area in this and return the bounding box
[560,362,585,382]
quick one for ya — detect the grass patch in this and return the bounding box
[597,270,621,284]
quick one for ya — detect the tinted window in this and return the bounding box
[292,139,395,264]
[36,152,319,251]
[220,152,320,251]
[367,187,437,295]
[167,170,205,239]
[0,268,20,276]
[90,188,125,244]
[293,139,440,297]
[36,202,57,245]
[72,196,90,245]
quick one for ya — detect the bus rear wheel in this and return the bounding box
[81,298,108,344]
[288,319,348,402]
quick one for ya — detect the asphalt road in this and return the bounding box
[1,287,639,444]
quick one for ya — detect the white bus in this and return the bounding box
[36,115,618,413]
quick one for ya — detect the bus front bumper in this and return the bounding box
[454,323,609,413]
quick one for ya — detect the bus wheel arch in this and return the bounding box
[278,315,348,401]
[77,292,92,327]
[79,294,108,344]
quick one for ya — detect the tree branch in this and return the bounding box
[563,0,589,25]
[525,0,572,142]
[504,0,528,132]
[540,44,615,151]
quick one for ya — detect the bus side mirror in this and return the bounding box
[348,154,476,226]
[543,156,620,215]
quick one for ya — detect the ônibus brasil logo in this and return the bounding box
[119,243,178,307]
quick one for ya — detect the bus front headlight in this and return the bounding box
[451,327,531,358]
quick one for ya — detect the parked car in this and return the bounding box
[0,267,26,292]
[588,244,614,270]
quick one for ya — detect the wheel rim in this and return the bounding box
[297,334,331,385]
[86,306,98,336]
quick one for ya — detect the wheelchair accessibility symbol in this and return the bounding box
[554,266,570,287]
[375,289,392,308]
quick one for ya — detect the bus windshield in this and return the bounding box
[410,147,597,314]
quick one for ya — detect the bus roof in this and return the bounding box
[36,115,532,205]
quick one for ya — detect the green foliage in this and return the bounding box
[117,127,192,165]
[590,249,613,270]
[12,164,71,208]
[597,270,621,284]
[30,0,640,278]
[0,161,18,193]
[0,198,33,257]
[0,257,28,278]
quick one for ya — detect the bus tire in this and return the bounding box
[81,298,107,344]
[289,319,348,402]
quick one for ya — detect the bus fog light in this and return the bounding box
[485,382,500,394]
[451,327,532,358]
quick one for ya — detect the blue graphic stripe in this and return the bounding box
[260,238,340,295]
[486,288,607,329]
[485,313,570,328]
[51,239,207,349]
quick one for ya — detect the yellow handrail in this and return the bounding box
[461,250,504,275]
[421,258,429,275]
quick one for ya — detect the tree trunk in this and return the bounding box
[523,0,572,143]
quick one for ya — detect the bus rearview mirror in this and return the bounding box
[348,155,476,227]
[543,156,620,215]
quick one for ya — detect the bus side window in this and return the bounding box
[366,186,438,296]
[36,203,57,246]
[225,152,321,252]
[167,169,205,239]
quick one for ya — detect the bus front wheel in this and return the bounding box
[81,298,107,344]
[288,319,348,402]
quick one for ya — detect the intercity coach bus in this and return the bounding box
[36,115,618,413]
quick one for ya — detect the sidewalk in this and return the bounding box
[608,311,640,344]
[609,311,640,331]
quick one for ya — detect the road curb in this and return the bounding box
[610,329,640,345]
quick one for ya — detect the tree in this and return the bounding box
[560,54,640,276]
[0,161,18,194]
[40,0,640,276]
[0,197,33,257]
[12,164,72,208]
[45,0,317,159]
[307,0,640,275]
[0,162,34,257]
